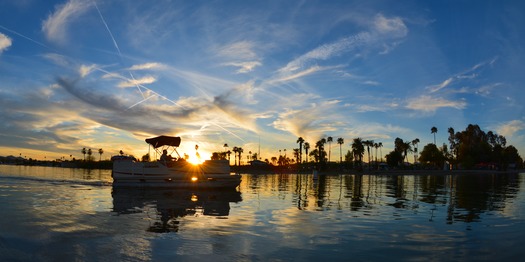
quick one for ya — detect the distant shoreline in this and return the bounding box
[1,162,523,176]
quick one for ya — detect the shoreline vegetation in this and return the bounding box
[0,158,521,176]
[1,124,523,175]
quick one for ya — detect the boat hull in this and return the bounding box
[112,159,241,189]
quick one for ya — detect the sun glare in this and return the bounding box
[187,154,203,165]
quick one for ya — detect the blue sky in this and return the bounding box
[0,0,524,163]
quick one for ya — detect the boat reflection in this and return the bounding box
[112,187,242,233]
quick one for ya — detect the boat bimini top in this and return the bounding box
[145,135,182,159]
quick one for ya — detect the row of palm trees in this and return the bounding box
[220,126,439,167]
[295,136,385,165]
[81,148,104,161]
[294,133,431,168]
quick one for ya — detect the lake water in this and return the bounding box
[0,165,524,261]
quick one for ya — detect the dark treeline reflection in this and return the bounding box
[242,173,522,224]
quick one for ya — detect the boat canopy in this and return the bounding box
[145,135,181,148]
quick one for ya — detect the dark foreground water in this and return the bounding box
[0,165,524,261]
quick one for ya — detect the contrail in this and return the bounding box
[126,94,156,110]
[0,25,52,50]
[90,1,242,141]
[92,0,146,99]
[93,66,187,110]
[92,1,121,58]
[212,122,246,143]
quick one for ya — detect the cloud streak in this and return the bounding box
[117,75,157,88]
[495,120,525,138]
[426,57,497,93]
[406,95,466,113]
[42,0,92,44]
[277,14,408,82]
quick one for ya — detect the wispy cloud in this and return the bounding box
[495,120,525,138]
[128,62,167,71]
[217,41,262,73]
[426,57,497,93]
[372,13,408,38]
[217,40,258,60]
[406,95,466,113]
[0,33,12,54]
[42,0,92,44]
[278,32,371,75]
[277,14,408,80]
[79,64,97,78]
[427,77,454,93]
[223,61,261,73]
[117,75,157,88]
[271,100,342,139]
[273,66,324,83]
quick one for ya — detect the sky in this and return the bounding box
[0,0,524,164]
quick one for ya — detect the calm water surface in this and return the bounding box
[0,165,524,261]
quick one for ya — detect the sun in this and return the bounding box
[187,154,203,165]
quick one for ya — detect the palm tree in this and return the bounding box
[223,143,229,162]
[327,136,333,162]
[98,148,104,161]
[296,137,304,163]
[87,148,92,161]
[447,127,458,165]
[363,140,374,170]
[402,141,413,164]
[81,148,87,161]
[337,138,344,163]
[232,147,239,166]
[378,142,383,162]
[374,142,379,165]
[237,147,244,166]
[431,126,438,145]
[315,138,327,163]
[293,148,300,163]
[303,142,310,163]
[351,138,365,169]
[411,138,420,163]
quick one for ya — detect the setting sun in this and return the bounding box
[187,154,203,165]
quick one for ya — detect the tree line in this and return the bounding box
[213,124,523,171]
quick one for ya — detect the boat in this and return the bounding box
[112,135,241,188]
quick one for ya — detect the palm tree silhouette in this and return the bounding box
[98,148,104,161]
[232,147,239,166]
[363,140,374,170]
[337,138,344,163]
[223,143,230,164]
[351,138,364,169]
[431,126,438,145]
[378,142,383,162]
[81,148,87,161]
[402,141,413,164]
[296,137,304,163]
[373,142,379,165]
[327,136,333,163]
[237,147,243,166]
[303,142,310,163]
[315,138,327,163]
[411,138,420,163]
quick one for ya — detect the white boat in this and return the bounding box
[112,135,241,188]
